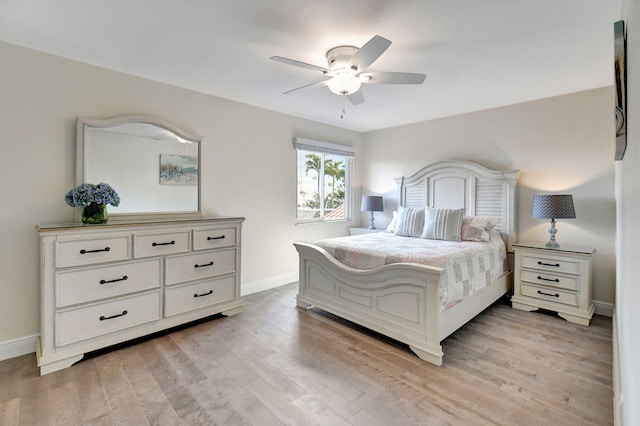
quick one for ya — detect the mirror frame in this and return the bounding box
[76,115,204,222]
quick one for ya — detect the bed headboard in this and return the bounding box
[394,160,520,251]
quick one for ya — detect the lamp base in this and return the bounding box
[546,218,559,248]
[368,211,376,230]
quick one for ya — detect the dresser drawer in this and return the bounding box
[521,283,578,307]
[55,291,162,347]
[165,249,236,285]
[520,270,578,291]
[56,258,162,307]
[193,227,236,251]
[520,254,579,275]
[165,276,236,317]
[133,231,190,258]
[56,235,131,268]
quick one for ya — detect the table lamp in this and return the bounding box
[532,194,576,248]
[361,195,384,230]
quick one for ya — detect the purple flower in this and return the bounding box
[64,183,120,207]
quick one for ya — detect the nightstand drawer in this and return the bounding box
[520,254,579,275]
[521,283,578,307]
[520,270,578,291]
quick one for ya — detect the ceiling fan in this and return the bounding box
[270,35,426,107]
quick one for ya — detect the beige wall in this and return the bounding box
[0,40,617,350]
[361,88,616,305]
[617,0,639,422]
[0,41,363,342]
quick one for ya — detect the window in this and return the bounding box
[294,137,354,223]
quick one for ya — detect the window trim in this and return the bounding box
[293,137,356,157]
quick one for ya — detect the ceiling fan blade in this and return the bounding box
[347,35,392,72]
[361,71,426,84]
[270,56,330,74]
[347,90,365,105]
[283,79,329,95]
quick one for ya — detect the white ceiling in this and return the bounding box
[0,0,621,132]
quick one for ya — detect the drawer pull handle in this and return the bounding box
[99,275,128,285]
[207,235,226,241]
[194,290,213,298]
[99,310,128,321]
[537,290,560,298]
[80,247,111,254]
[537,276,560,283]
[152,240,175,246]
[538,261,560,267]
[194,261,214,268]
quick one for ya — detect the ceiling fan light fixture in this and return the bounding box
[327,72,362,95]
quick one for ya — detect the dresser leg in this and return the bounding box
[38,353,84,376]
[221,305,243,317]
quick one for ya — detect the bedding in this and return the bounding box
[314,230,508,311]
[394,206,424,237]
[461,216,500,242]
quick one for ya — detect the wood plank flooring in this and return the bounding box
[0,283,613,425]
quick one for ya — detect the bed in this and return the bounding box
[294,160,519,366]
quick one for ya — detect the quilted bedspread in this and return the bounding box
[314,231,508,311]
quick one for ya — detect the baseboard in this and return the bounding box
[0,334,38,361]
[593,300,614,317]
[241,271,298,296]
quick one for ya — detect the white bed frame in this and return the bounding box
[294,161,520,366]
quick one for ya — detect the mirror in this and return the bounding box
[77,116,202,220]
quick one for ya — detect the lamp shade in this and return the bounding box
[532,194,576,219]
[361,195,383,212]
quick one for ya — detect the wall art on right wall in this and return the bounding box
[615,20,627,160]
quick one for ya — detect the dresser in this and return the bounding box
[511,242,594,326]
[36,216,244,375]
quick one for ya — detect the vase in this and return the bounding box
[82,203,108,224]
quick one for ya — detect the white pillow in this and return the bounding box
[460,216,500,242]
[394,207,425,238]
[421,208,464,241]
[385,208,402,233]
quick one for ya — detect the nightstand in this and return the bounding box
[511,242,595,326]
[349,227,384,236]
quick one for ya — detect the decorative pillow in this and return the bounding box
[421,208,464,241]
[394,207,425,238]
[385,208,402,233]
[460,216,500,242]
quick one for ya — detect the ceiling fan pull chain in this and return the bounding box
[340,94,346,119]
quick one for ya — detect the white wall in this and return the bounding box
[0,41,363,345]
[361,88,616,307]
[617,0,639,423]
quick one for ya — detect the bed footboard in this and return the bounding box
[294,242,446,365]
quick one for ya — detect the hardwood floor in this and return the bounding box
[0,283,613,425]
